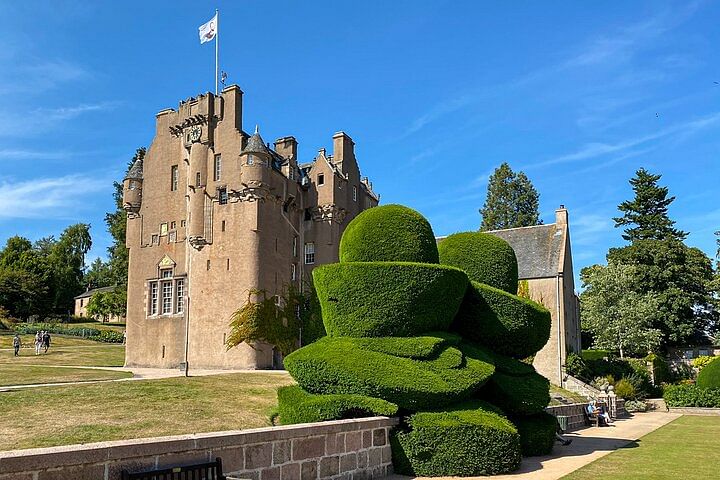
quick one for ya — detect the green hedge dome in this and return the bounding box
[697,357,720,389]
[391,400,522,477]
[460,341,536,377]
[453,281,551,358]
[284,336,495,411]
[479,369,550,416]
[277,385,398,424]
[313,262,468,337]
[339,204,440,264]
[438,231,519,293]
[512,412,557,457]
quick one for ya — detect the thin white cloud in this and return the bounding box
[0,174,108,219]
[0,149,74,160]
[0,59,90,95]
[0,101,118,137]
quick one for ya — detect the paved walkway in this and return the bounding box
[387,411,681,480]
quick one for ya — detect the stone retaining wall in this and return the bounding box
[545,403,588,431]
[668,407,720,416]
[0,417,398,480]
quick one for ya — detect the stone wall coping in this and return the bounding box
[0,416,398,474]
[668,407,720,416]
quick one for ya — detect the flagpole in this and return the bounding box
[215,9,219,95]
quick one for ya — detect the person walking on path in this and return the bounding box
[34,331,42,355]
[12,334,21,356]
[42,331,51,353]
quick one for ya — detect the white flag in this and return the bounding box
[199,14,217,44]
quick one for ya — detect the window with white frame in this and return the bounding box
[171,165,178,191]
[247,154,254,165]
[291,263,297,281]
[149,282,158,315]
[213,154,222,181]
[293,236,297,257]
[304,242,315,264]
[148,266,186,317]
[161,280,173,314]
[176,278,185,313]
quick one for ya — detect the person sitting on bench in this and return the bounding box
[587,400,612,426]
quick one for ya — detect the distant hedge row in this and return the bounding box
[663,384,720,408]
[14,323,124,343]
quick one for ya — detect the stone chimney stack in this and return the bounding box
[555,205,568,227]
[332,131,355,173]
[274,136,298,161]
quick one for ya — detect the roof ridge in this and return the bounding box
[486,223,556,233]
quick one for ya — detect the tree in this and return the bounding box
[580,263,662,358]
[84,258,113,289]
[48,224,92,313]
[479,162,541,231]
[85,289,126,322]
[613,168,687,242]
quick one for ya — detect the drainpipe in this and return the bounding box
[556,274,563,387]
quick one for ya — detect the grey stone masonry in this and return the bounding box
[0,417,398,480]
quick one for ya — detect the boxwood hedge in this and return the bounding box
[460,341,536,377]
[352,334,460,359]
[663,384,720,408]
[479,369,550,416]
[391,400,522,476]
[453,281,551,358]
[339,204,440,264]
[284,336,495,411]
[277,385,398,424]
[511,412,557,456]
[313,262,468,337]
[696,356,720,389]
[438,231,519,294]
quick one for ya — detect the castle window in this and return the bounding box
[218,188,228,205]
[160,223,168,236]
[221,220,226,232]
[291,263,297,281]
[353,185,357,202]
[161,268,173,279]
[181,220,186,227]
[149,282,158,315]
[247,154,254,166]
[304,208,312,221]
[213,154,222,181]
[168,231,177,243]
[176,278,185,313]
[171,165,178,191]
[161,280,173,314]
[293,236,297,257]
[195,172,201,187]
[207,259,211,271]
[170,221,176,230]
[304,242,315,265]
[151,234,159,245]
[318,173,325,186]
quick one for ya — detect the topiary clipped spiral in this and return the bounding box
[511,412,558,457]
[339,204,439,263]
[697,356,720,389]
[438,231,519,293]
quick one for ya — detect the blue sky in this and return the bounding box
[1,0,719,289]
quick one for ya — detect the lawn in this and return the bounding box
[0,334,125,367]
[563,415,720,480]
[0,365,132,387]
[0,372,295,451]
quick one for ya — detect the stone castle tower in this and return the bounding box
[122,85,378,370]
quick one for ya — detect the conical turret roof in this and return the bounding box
[125,157,143,180]
[241,125,271,156]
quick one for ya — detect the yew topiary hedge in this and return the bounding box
[511,412,557,456]
[453,281,551,358]
[438,231,519,294]
[696,356,720,390]
[284,336,495,411]
[391,400,522,477]
[460,341,536,377]
[339,204,439,264]
[480,369,550,416]
[277,385,398,424]
[313,262,468,337]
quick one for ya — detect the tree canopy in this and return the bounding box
[479,162,541,231]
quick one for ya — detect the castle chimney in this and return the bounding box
[555,205,568,227]
[332,131,355,172]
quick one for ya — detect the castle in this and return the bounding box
[122,85,378,370]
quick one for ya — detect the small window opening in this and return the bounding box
[318,173,325,185]
[221,220,226,232]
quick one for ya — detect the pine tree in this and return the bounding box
[613,168,687,241]
[479,162,541,231]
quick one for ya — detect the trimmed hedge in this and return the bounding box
[391,400,521,477]
[13,323,124,343]
[284,336,495,411]
[313,262,468,337]
[663,384,720,408]
[453,281,551,358]
[460,341,536,377]
[438,231,519,294]
[511,412,557,457]
[479,369,550,416]
[339,204,439,264]
[353,334,459,359]
[697,357,720,390]
[277,385,398,424]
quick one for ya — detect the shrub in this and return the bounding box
[646,353,671,384]
[284,336,495,411]
[339,204,439,264]
[565,352,591,379]
[692,355,715,371]
[453,281,551,358]
[663,384,720,408]
[479,369,550,416]
[438,232,519,294]
[696,357,720,389]
[511,412,557,456]
[87,330,124,343]
[613,378,637,400]
[624,400,647,412]
[460,341,535,377]
[313,262,468,337]
[391,400,521,477]
[276,385,398,424]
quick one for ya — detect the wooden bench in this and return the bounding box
[585,407,600,427]
[121,457,226,480]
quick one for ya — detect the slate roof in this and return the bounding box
[124,157,143,180]
[241,126,271,156]
[487,224,565,279]
[74,286,116,300]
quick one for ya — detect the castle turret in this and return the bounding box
[240,126,272,185]
[122,156,143,213]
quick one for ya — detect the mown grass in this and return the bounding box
[0,365,132,387]
[563,416,720,480]
[0,334,125,367]
[0,372,295,451]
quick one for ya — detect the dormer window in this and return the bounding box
[318,174,325,186]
